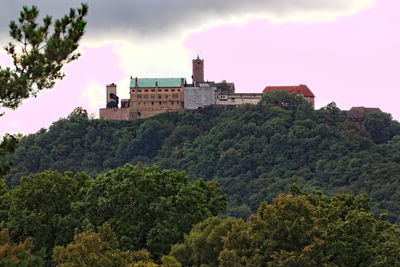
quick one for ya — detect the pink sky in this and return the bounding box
[0,45,126,135]
[1,0,399,136]
[184,0,400,116]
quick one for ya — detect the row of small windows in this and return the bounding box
[137,94,179,99]
[137,101,180,105]
[132,88,180,93]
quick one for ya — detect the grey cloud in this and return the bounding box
[0,0,366,43]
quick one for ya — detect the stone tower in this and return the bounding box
[192,55,204,84]
[106,83,118,107]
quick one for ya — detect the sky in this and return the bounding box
[0,0,399,136]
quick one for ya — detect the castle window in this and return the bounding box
[151,95,155,98]
[144,95,149,99]
[151,89,155,92]
[145,89,148,92]
[138,95,142,98]
[159,102,162,105]
[151,102,154,105]
[132,89,135,92]
[171,101,174,105]
[158,95,162,99]
[171,89,175,92]
[158,89,162,92]
[165,89,169,92]
[138,89,142,92]
[177,89,180,92]
[165,95,168,98]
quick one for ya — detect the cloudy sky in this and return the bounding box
[1,0,399,135]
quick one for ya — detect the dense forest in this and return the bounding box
[1,173,400,266]
[2,3,400,265]
[4,91,400,224]
[2,92,400,265]
[0,165,226,265]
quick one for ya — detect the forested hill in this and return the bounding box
[4,91,400,224]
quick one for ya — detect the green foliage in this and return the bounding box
[82,164,227,260]
[362,111,400,144]
[0,165,226,265]
[0,4,88,109]
[4,93,400,225]
[170,217,243,267]
[0,228,45,266]
[0,180,10,227]
[53,223,155,267]
[6,171,91,261]
[172,191,400,266]
[0,134,19,178]
[107,101,118,108]
[0,3,88,187]
[220,194,327,266]
[216,80,233,94]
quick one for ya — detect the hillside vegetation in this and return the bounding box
[0,166,226,263]
[4,92,400,224]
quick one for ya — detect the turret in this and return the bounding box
[106,83,119,108]
[192,55,204,85]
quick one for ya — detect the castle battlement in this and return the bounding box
[99,57,315,120]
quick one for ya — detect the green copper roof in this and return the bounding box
[197,55,200,60]
[130,78,184,88]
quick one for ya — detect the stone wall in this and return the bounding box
[99,108,133,120]
[129,86,185,119]
[216,93,262,106]
[184,87,216,110]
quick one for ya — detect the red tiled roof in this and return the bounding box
[263,84,315,98]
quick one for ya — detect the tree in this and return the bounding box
[220,194,327,266]
[172,189,400,266]
[53,223,156,267]
[216,80,232,94]
[0,134,19,178]
[260,90,313,112]
[82,164,227,260]
[5,92,400,225]
[170,217,243,267]
[107,101,118,108]
[7,171,91,260]
[319,102,347,125]
[0,228,45,266]
[362,111,400,144]
[0,4,88,110]
[295,187,400,266]
[0,180,10,227]
[0,3,88,180]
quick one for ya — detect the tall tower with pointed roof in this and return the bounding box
[192,56,204,84]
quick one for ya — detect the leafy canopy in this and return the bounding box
[53,223,157,267]
[0,228,45,266]
[0,3,88,181]
[83,164,227,260]
[6,170,91,261]
[171,189,400,267]
[5,93,400,225]
[0,4,88,110]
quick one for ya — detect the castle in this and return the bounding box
[99,57,316,120]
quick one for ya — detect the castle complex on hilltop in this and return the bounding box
[99,57,316,120]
